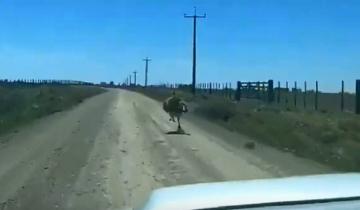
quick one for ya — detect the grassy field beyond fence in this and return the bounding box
[134,87,360,171]
[0,85,105,136]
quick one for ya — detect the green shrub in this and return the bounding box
[320,131,339,144]
[338,119,360,132]
[195,100,236,121]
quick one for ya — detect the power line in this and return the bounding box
[143,57,151,87]
[184,7,206,95]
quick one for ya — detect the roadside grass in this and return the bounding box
[0,85,106,136]
[135,87,360,171]
[134,87,194,102]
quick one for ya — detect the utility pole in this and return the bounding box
[133,71,137,86]
[129,75,132,86]
[143,57,151,87]
[184,7,206,95]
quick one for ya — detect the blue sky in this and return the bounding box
[0,0,359,92]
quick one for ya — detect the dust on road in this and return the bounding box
[0,89,333,210]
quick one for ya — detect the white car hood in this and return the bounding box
[141,173,360,210]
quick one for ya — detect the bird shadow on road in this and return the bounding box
[165,128,191,136]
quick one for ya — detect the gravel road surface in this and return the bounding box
[0,89,332,210]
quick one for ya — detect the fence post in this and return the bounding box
[209,83,212,95]
[226,82,229,98]
[229,82,232,99]
[304,81,307,108]
[246,82,250,98]
[356,80,360,114]
[285,81,289,105]
[262,83,265,99]
[268,80,274,103]
[294,81,297,107]
[277,81,280,103]
[235,81,241,101]
[315,81,319,110]
[221,83,224,96]
[341,80,344,112]
[256,82,260,99]
[225,83,228,98]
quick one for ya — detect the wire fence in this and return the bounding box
[130,79,360,114]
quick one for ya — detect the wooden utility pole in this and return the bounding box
[143,57,151,87]
[184,7,206,95]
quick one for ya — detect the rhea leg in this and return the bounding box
[177,116,181,130]
[169,113,175,122]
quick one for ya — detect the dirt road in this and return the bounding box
[0,89,333,210]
